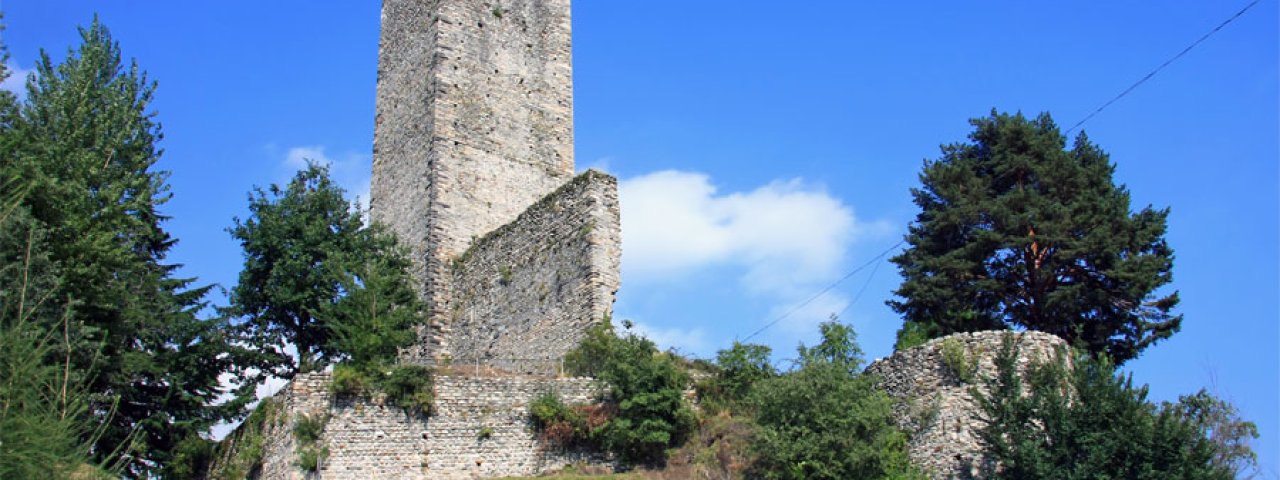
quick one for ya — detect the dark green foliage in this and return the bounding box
[559,318,697,466]
[228,162,423,378]
[974,336,1258,479]
[529,391,591,447]
[715,342,776,402]
[893,320,930,351]
[562,315,616,378]
[292,412,328,445]
[1,19,247,476]
[378,364,435,413]
[210,398,280,480]
[746,321,920,480]
[292,412,329,472]
[329,363,368,397]
[699,342,776,414]
[329,363,434,413]
[0,208,111,479]
[940,337,978,383]
[165,436,216,480]
[890,111,1180,364]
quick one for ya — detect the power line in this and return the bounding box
[833,254,882,321]
[1065,0,1261,134]
[741,239,904,343]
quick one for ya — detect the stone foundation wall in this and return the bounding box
[217,371,608,479]
[865,331,1068,479]
[412,170,620,374]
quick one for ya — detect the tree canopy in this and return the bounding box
[228,162,423,378]
[889,111,1180,363]
[975,336,1258,479]
[746,321,920,480]
[0,19,248,477]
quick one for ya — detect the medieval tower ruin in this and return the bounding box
[210,1,1025,477]
[370,0,619,373]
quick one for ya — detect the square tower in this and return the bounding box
[370,0,577,362]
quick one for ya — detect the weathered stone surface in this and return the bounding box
[865,331,1069,479]
[405,170,620,373]
[233,371,608,479]
[370,0,577,362]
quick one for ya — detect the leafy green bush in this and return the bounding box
[529,390,590,447]
[329,363,367,397]
[940,337,978,383]
[555,318,696,466]
[699,342,775,414]
[562,316,616,377]
[329,363,433,413]
[974,336,1258,479]
[292,412,329,472]
[295,445,328,473]
[747,321,921,480]
[378,364,434,413]
[292,412,328,445]
[478,426,495,440]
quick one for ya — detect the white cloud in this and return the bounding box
[280,145,372,212]
[2,61,35,100]
[618,170,894,345]
[619,170,880,295]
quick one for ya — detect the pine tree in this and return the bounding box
[889,111,1179,363]
[3,19,246,477]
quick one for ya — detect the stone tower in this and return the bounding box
[371,0,615,370]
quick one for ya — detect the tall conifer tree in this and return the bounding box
[889,111,1179,363]
[4,19,247,477]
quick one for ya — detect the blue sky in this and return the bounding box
[5,1,1277,475]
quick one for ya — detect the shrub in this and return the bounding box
[700,342,775,414]
[328,363,433,413]
[477,426,495,440]
[530,391,589,447]
[940,337,978,383]
[591,333,696,465]
[747,321,921,480]
[553,319,696,466]
[378,364,434,413]
[292,413,329,472]
[329,363,367,397]
[562,316,617,377]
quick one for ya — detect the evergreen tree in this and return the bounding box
[974,337,1258,479]
[889,111,1179,363]
[3,19,246,477]
[228,162,423,378]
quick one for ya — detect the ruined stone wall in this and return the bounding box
[425,170,620,373]
[865,331,1068,479]
[425,375,607,478]
[227,371,607,479]
[370,0,576,361]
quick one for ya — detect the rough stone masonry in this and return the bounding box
[210,0,623,477]
[369,0,617,369]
